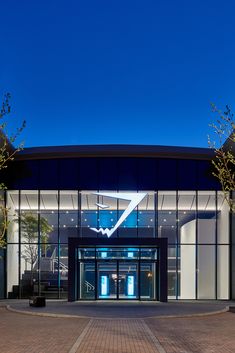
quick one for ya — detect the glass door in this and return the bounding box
[118,262,138,299]
[140,261,157,300]
[97,261,117,299]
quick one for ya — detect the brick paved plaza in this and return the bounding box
[0,305,235,353]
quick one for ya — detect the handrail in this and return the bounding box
[85,280,95,291]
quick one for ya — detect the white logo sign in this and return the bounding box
[90,192,147,238]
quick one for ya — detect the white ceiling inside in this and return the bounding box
[7,190,226,211]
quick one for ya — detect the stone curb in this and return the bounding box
[5,304,229,320]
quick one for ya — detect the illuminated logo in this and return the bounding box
[90,192,147,238]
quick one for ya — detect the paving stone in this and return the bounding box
[75,319,161,353]
[145,312,235,353]
[0,308,89,353]
[1,307,235,353]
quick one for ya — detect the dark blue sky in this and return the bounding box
[1,0,235,148]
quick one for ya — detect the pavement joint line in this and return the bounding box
[68,319,93,353]
[5,304,229,320]
[141,319,167,353]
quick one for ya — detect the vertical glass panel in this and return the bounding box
[217,245,229,299]
[98,192,118,238]
[97,262,117,299]
[178,191,196,244]
[59,245,68,299]
[168,245,177,299]
[7,244,19,298]
[39,243,59,299]
[20,243,38,298]
[40,212,57,243]
[119,262,138,299]
[40,190,58,211]
[81,191,98,237]
[80,262,95,299]
[158,191,177,243]
[60,190,78,211]
[197,245,216,299]
[198,191,216,244]
[118,192,137,238]
[7,191,19,243]
[180,244,196,299]
[140,262,156,300]
[20,192,39,247]
[138,192,155,238]
[59,191,78,242]
[20,211,39,243]
[21,190,39,211]
[217,192,230,244]
[40,191,58,243]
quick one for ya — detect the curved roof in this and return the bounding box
[15,144,215,160]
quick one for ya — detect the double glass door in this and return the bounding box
[79,260,157,300]
[98,261,138,299]
[78,247,158,300]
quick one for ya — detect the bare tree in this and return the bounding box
[208,104,235,212]
[0,93,25,247]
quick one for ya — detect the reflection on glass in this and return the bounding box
[80,262,95,299]
[97,262,117,299]
[158,191,177,243]
[119,262,138,299]
[5,189,230,301]
[140,262,156,300]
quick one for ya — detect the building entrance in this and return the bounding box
[97,261,138,299]
[68,238,168,302]
[78,247,158,300]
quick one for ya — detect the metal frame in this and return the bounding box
[68,237,168,302]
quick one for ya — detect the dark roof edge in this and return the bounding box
[15,144,215,161]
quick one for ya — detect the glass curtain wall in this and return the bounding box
[6,190,230,300]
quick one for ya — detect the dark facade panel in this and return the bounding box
[78,158,99,190]
[98,158,118,190]
[118,158,138,190]
[157,159,177,190]
[178,159,197,190]
[2,154,222,191]
[39,160,59,189]
[4,160,40,189]
[137,158,157,190]
[197,160,220,190]
[58,158,79,189]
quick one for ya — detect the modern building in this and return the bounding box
[0,144,234,302]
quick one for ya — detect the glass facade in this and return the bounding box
[77,247,158,300]
[6,190,230,300]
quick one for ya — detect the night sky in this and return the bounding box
[1,0,235,148]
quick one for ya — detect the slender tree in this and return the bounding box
[208,104,235,212]
[0,93,25,247]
